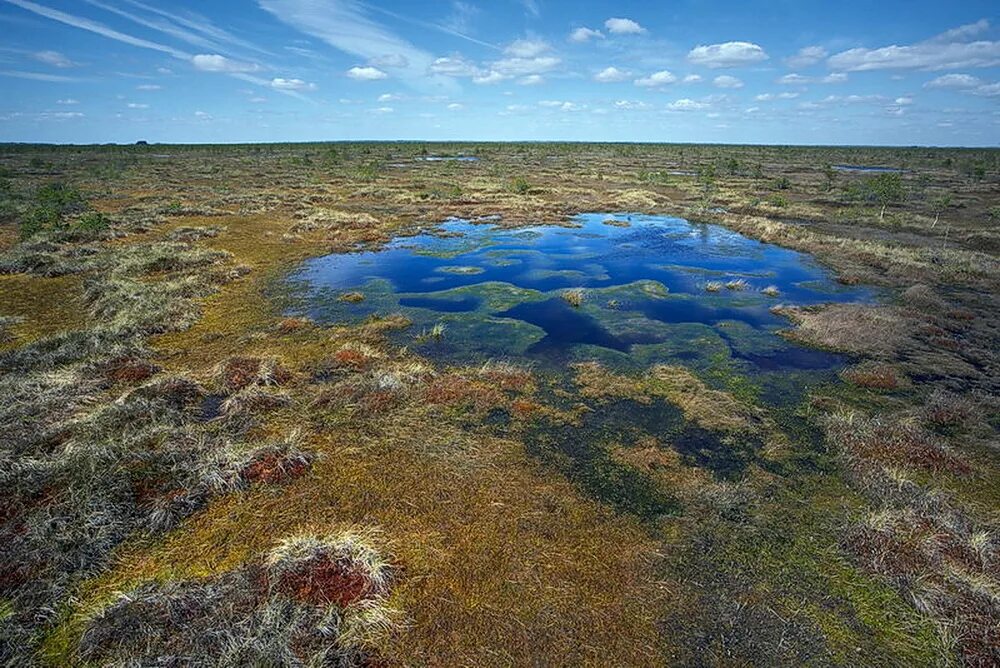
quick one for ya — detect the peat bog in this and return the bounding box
[0,141,997,667]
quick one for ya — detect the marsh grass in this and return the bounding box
[79,530,398,666]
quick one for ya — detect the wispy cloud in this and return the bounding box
[0,69,87,82]
[259,0,459,92]
[828,19,1000,71]
[3,0,191,59]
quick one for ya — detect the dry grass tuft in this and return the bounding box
[827,412,971,476]
[841,362,906,390]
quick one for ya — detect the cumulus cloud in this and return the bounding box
[472,70,504,85]
[635,70,677,87]
[570,27,604,43]
[346,66,387,81]
[271,77,316,90]
[713,75,743,88]
[604,18,646,35]
[682,74,703,84]
[614,100,651,110]
[687,41,768,68]
[755,92,800,101]
[784,46,827,69]
[777,73,811,85]
[667,98,709,111]
[191,54,260,73]
[828,19,1000,71]
[594,66,630,82]
[505,38,551,58]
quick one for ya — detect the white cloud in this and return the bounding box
[539,100,585,112]
[777,73,811,85]
[472,70,504,84]
[519,74,544,85]
[784,46,827,69]
[429,56,479,77]
[33,50,77,68]
[136,84,162,90]
[713,74,743,88]
[271,77,316,90]
[505,38,550,58]
[126,102,148,109]
[604,17,646,35]
[667,98,709,111]
[491,55,560,77]
[822,72,848,83]
[191,54,260,73]
[924,73,999,97]
[931,18,991,44]
[378,93,400,102]
[924,73,982,88]
[56,98,79,105]
[828,20,1000,71]
[614,100,650,110]
[570,27,604,43]
[447,102,463,110]
[5,0,190,60]
[259,0,455,93]
[687,41,768,68]
[594,66,630,82]
[972,82,1000,96]
[682,74,703,84]
[635,70,677,87]
[895,96,914,105]
[374,106,393,113]
[346,66,387,81]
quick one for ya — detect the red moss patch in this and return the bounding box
[104,356,160,384]
[424,375,504,410]
[219,357,292,392]
[276,556,374,607]
[333,348,371,370]
[277,317,310,334]
[511,400,539,417]
[242,454,309,485]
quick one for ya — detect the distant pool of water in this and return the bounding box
[285,213,871,385]
[832,164,904,173]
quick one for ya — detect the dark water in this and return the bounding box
[285,213,874,385]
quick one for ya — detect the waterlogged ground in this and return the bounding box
[287,213,871,399]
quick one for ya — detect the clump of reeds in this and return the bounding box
[562,288,585,307]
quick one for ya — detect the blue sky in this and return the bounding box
[0,0,997,145]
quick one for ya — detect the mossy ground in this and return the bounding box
[1,142,996,666]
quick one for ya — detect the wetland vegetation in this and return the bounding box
[0,141,998,666]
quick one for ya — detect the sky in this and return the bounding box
[0,0,997,145]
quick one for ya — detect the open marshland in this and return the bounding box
[1,141,998,666]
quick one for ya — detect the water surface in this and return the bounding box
[286,213,871,382]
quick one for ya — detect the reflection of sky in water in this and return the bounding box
[287,213,872,373]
